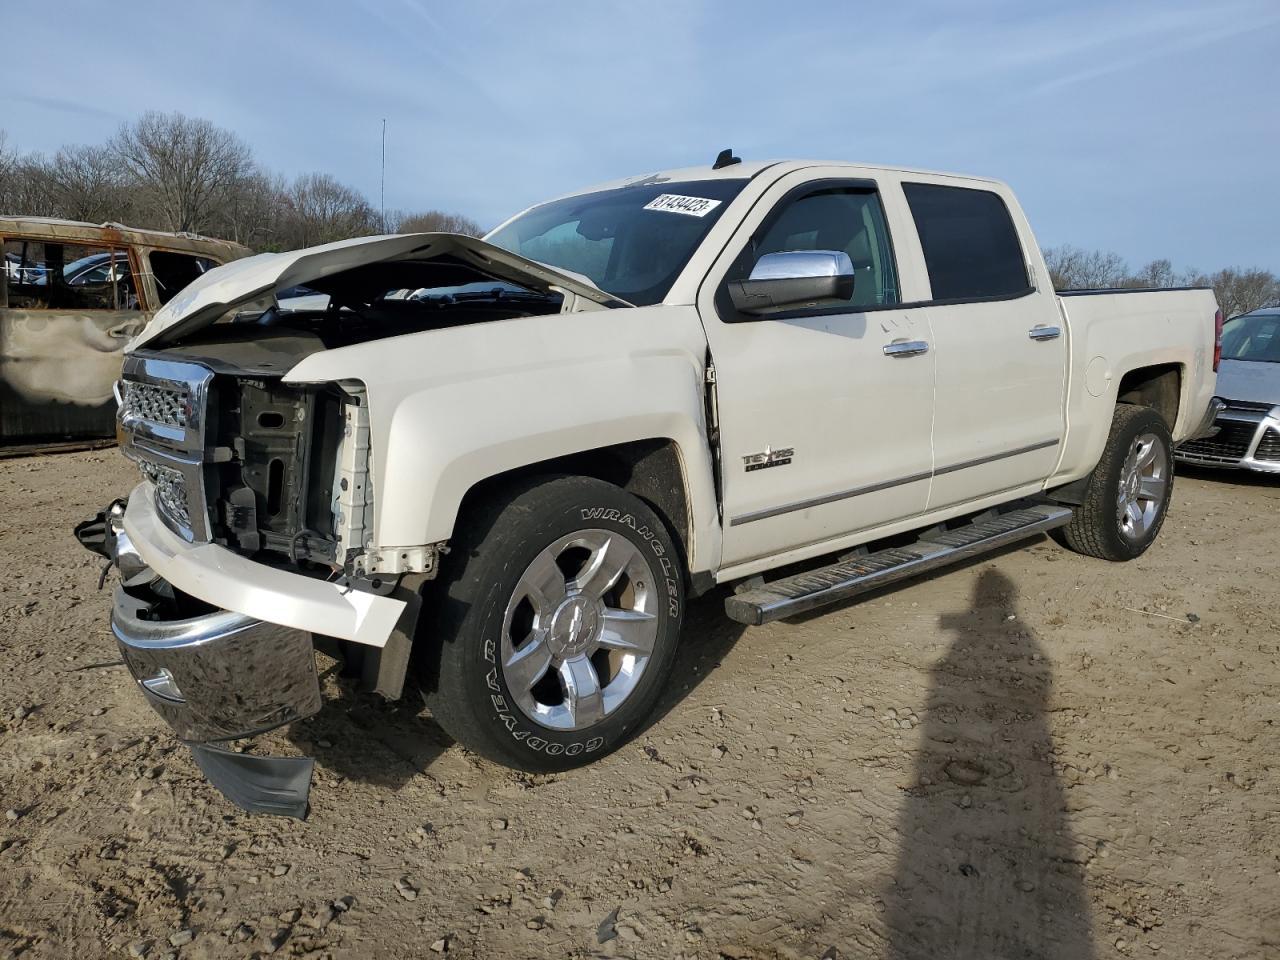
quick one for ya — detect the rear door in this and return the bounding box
[900,181,1066,510]
[696,167,935,569]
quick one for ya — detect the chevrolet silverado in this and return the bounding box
[78,155,1221,816]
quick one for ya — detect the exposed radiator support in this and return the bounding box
[331,388,374,571]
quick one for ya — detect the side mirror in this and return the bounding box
[728,250,855,315]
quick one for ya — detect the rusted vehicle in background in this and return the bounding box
[0,218,248,447]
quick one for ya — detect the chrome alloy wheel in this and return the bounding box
[500,529,658,731]
[1116,431,1168,541]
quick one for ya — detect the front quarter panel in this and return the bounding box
[284,305,720,572]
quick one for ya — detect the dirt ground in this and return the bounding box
[1,449,1277,960]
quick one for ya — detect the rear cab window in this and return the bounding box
[902,183,1031,302]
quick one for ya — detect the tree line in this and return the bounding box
[0,111,482,251]
[1043,245,1279,319]
[3,111,1276,316]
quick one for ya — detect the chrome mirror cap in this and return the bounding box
[748,249,854,282]
[729,249,856,316]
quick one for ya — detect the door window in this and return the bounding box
[902,183,1030,301]
[1,239,139,310]
[728,187,899,310]
[150,251,219,305]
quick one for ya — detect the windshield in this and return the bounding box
[1221,311,1280,363]
[486,178,748,306]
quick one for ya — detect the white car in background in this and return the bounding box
[1177,307,1280,472]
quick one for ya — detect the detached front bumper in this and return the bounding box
[84,487,412,817]
[110,575,322,818]
[84,487,396,818]
[112,581,322,743]
[112,576,322,818]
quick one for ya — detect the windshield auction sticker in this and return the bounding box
[643,194,722,217]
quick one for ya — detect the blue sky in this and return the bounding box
[5,0,1278,270]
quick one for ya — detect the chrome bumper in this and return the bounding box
[1187,397,1226,440]
[88,496,328,818]
[112,578,322,742]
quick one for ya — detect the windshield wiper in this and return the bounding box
[424,287,558,305]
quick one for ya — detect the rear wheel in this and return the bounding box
[420,476,684,771]
[1052,404,1174,561]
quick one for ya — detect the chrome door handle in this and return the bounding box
[883,339,929,357]
[1029,325,1061,341]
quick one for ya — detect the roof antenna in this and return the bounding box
[712,148,741,170]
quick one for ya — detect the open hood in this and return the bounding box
[130,232,630,350]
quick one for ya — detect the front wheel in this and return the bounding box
[420,476,685,772]
[1052,404,1174,561]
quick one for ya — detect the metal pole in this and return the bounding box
[380,118,387,233]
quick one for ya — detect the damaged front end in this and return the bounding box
[78,498,322,818]
[81,353,408,818]
[79,232,618,816]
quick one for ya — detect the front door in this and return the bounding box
[697,171,935,569]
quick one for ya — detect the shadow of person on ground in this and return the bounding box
[883,568,1095,960]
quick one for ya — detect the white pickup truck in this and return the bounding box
[81,155,1222,816]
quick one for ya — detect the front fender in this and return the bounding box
[285,305,720,573]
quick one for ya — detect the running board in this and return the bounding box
[724,505,1072,626]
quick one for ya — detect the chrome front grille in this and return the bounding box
[137,459,192,530]
[119,355,215,541]
[121,381,188,429]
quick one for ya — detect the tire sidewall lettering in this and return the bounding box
[482,504,679,757]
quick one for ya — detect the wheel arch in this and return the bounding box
[452,438,699,581]
[1116,362,1182,431]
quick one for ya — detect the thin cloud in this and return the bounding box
[12,94,120,123]
[1026,9,1280,96]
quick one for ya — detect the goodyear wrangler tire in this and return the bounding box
[421,476,685,772]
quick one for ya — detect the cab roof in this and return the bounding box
[565,158,1003,198]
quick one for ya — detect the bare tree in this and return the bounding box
[4,116,485,250]
[1042,245,1129,290]
[1208,268,1280,319]
[280,173,379,248]
[1125,258,1178,289]
[40,144,134,223]
[0,131,14,211]
[110,111,256,233]
[0,133,56,216]
[390,209,484,236]
[3,160,60,218]
[216,171,288,250]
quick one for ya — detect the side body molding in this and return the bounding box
[285,305,721,573]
